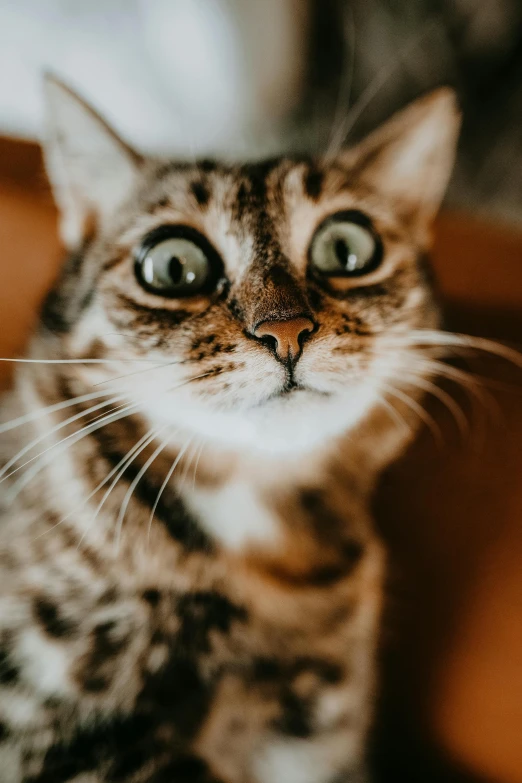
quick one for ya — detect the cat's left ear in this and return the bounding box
[344,87,461,237]
[42,76,142,248]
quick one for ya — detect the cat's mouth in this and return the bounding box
[280,378,303,396]
[272,379,330,400]
[258,379,307,405]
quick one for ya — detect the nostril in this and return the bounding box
[297,325,313,348]
[255,332,279,360]
[259,333,278,353]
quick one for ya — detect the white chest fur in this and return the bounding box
[183,479,281,551]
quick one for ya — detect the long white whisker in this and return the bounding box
[77,426,167,550]
[32,427,160,543]
[113,430,174,554]
[404,357,502,424]
[0,357,168,365]
[0,389,116,436]
[325,18,439,158]
[381,329,522,368]
[146,435,195,545]
[4,371,214,501]
[191,440,205,491]
[381,382,443,446]
[376,394,411,436]
[413,357,480,388]
[399,373,469,437]
[5,402,140,502]
[325,4,356,158]
[178,439,201,488]
[79,399,135,427]
[92,359,184,387]
[0,395,124,483]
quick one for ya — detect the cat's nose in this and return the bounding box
[253,317,314,364]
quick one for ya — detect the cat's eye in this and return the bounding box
[309,211,382,278]
[134,226,222,297]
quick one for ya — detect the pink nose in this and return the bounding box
[254,317,314,363]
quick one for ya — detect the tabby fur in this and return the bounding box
[0,80,460,782]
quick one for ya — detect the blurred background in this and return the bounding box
[0,2,521,782]
[2,0,522,221]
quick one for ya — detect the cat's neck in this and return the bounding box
[5,365,409,569]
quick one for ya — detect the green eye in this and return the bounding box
[309,211,382,278]
[135,226,222,297]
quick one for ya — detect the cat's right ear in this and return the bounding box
[42,76,142,248]
[341,88,461,240]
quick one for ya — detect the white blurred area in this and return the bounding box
[0,0,310,157]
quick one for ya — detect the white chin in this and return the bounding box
[148,384,380,455]
[241,389,376,454]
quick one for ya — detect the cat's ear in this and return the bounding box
[345,88,461,234]
[42,75,142,248]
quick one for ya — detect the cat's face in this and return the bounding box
[41,82,460,454]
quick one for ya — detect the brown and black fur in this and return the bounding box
[0,80,460,782]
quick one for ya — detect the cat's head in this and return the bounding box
[39,79,460,455]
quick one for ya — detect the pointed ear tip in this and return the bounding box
[420,86,462,123]
[42,70,60,85]
[42,73,76,102]
[428,85,459,108]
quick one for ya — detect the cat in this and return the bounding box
[0,78,460,783]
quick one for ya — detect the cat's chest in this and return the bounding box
[182,478,282,551]
[0,453,379,782]
[0,555,370,783]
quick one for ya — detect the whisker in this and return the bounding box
[0,357,168,365]
[113,430,174,554]
[80,399,135,426]
[92,359,185,387]
[382,329,522,368]
[32,427,161,543]
[325,18,439,159]
[416,357,481,388]
[4,371,215,501]
[0,395,124,483]
[191,440,205,491]
[146,435,195,545]
[324,3,356,159]
[0,389,116,436]
[79,426,167,551]
[5,402,140,503]
[376,327,522,424]
[399,372,469,437]
[178,439,201,488]
[376,394,411,436]
[381,382,443,446]
[410,357,503,424]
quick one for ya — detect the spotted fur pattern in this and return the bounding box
[0,82,460,782]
